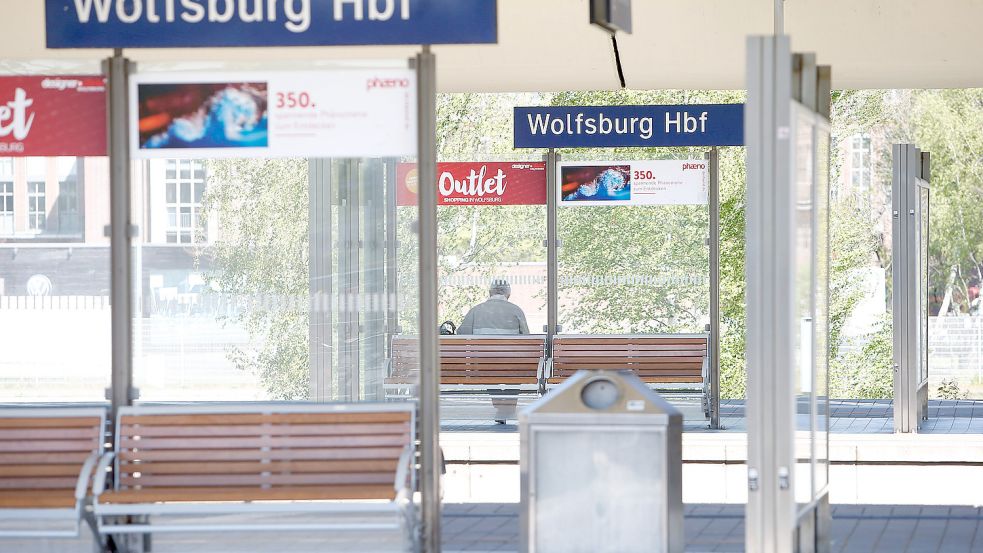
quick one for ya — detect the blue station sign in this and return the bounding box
[514,104,745,148]
[45,0,498,48]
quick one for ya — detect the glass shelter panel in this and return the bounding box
[814,127,831,495]
[556,153,710,335]
[793,106,816,507]
[918,184,930,386]
[129,63,419,404]
[0,61,110,403]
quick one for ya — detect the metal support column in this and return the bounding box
[362,159,387,399]
[105,50,136,418]
[385,159,400,351]
[545,149,560,346]
[892,144,931,433]
[745,35,795,553]
[416,45,441,553]
[309,159,333,401]
[707,147,721,429]
[337,160,361,401]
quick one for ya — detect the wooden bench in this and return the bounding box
[0,407,106,539]
[385,335,547,421]
[91,403,415,548]
[549,334,710,417]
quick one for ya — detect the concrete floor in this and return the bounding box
[443,503,983,553]
[439,397,983,434]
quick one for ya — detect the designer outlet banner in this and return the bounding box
[396,162,547,206]
[0,76,107,156]
[130,69,417,159]
[557,160,709,206]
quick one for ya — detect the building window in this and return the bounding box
[0,180,12,236]
[165,159,207,244]
[28,181,46,231]
[57,157,82,235]
[0,159,12,235]
[850,134,872,194]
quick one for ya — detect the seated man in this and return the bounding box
[457,278,530,335]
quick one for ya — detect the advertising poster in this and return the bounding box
[0,76,106,156]
[558,160,708,206]
[397,162,547,206]
[130,69,416,159]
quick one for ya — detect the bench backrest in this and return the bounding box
[389,335,546,385]
[113,403,414,501]
[0,407,106,508]
[550,334,708,384]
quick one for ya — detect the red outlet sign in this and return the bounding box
[397,162,547,206]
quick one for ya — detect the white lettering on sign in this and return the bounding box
[70,0,312,33]
[438,166,507,199]
[525,112,655,140]
[0,88,36,142]
[333,0,410,21]
[665,111,708,133]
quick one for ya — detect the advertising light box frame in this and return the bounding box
[129,68,417,159]
[557,159,708,207]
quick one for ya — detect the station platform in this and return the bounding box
[441,398,983,506]
[442,503,983,553]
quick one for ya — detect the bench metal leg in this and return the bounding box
[491,397,518,423]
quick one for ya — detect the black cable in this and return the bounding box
[611,34,627,89]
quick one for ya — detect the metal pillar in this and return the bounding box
[337,160,361,401]
[362,159,387,400]
[746,35,832,553]
[385,160,400,350]
[745,35,796,553]
[707,147,721,429]
[105,50,136,418]
[309,159,333,401]
[545,149,560,344]
[892,144,931,433]
[416,45,441,553]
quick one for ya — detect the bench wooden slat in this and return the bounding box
[548,376,703,384]
[118,447,404,463]
[126,422,409,438]
[555,337,706,345]
[0,464,86,477]
[441,371,540,378]
[119,434,409,450]
[120,412,410,426]
[0,427,105,440]
[555,344,708,352]
[121,460,398,475]
[99,485,397,504]
[439,357,542,364]
[441,377,538,384]
[0,477,79,490]
[552,350,705,357]
[0,417,102,429]
[119,472,395,488]
[0,452,93,465]
[0,490,77,508]
[0,439,99,453]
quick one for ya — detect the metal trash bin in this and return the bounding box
[520,370,683,553]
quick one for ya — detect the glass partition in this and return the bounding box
[128,62,419,405]
[0,61,111,403]
[556,152,710,335]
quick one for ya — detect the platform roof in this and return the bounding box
[3,1,981,91]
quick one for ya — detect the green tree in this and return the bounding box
[200,158,311,400]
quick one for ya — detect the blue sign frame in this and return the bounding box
[46,0,497,48]
[514,104,744,148]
